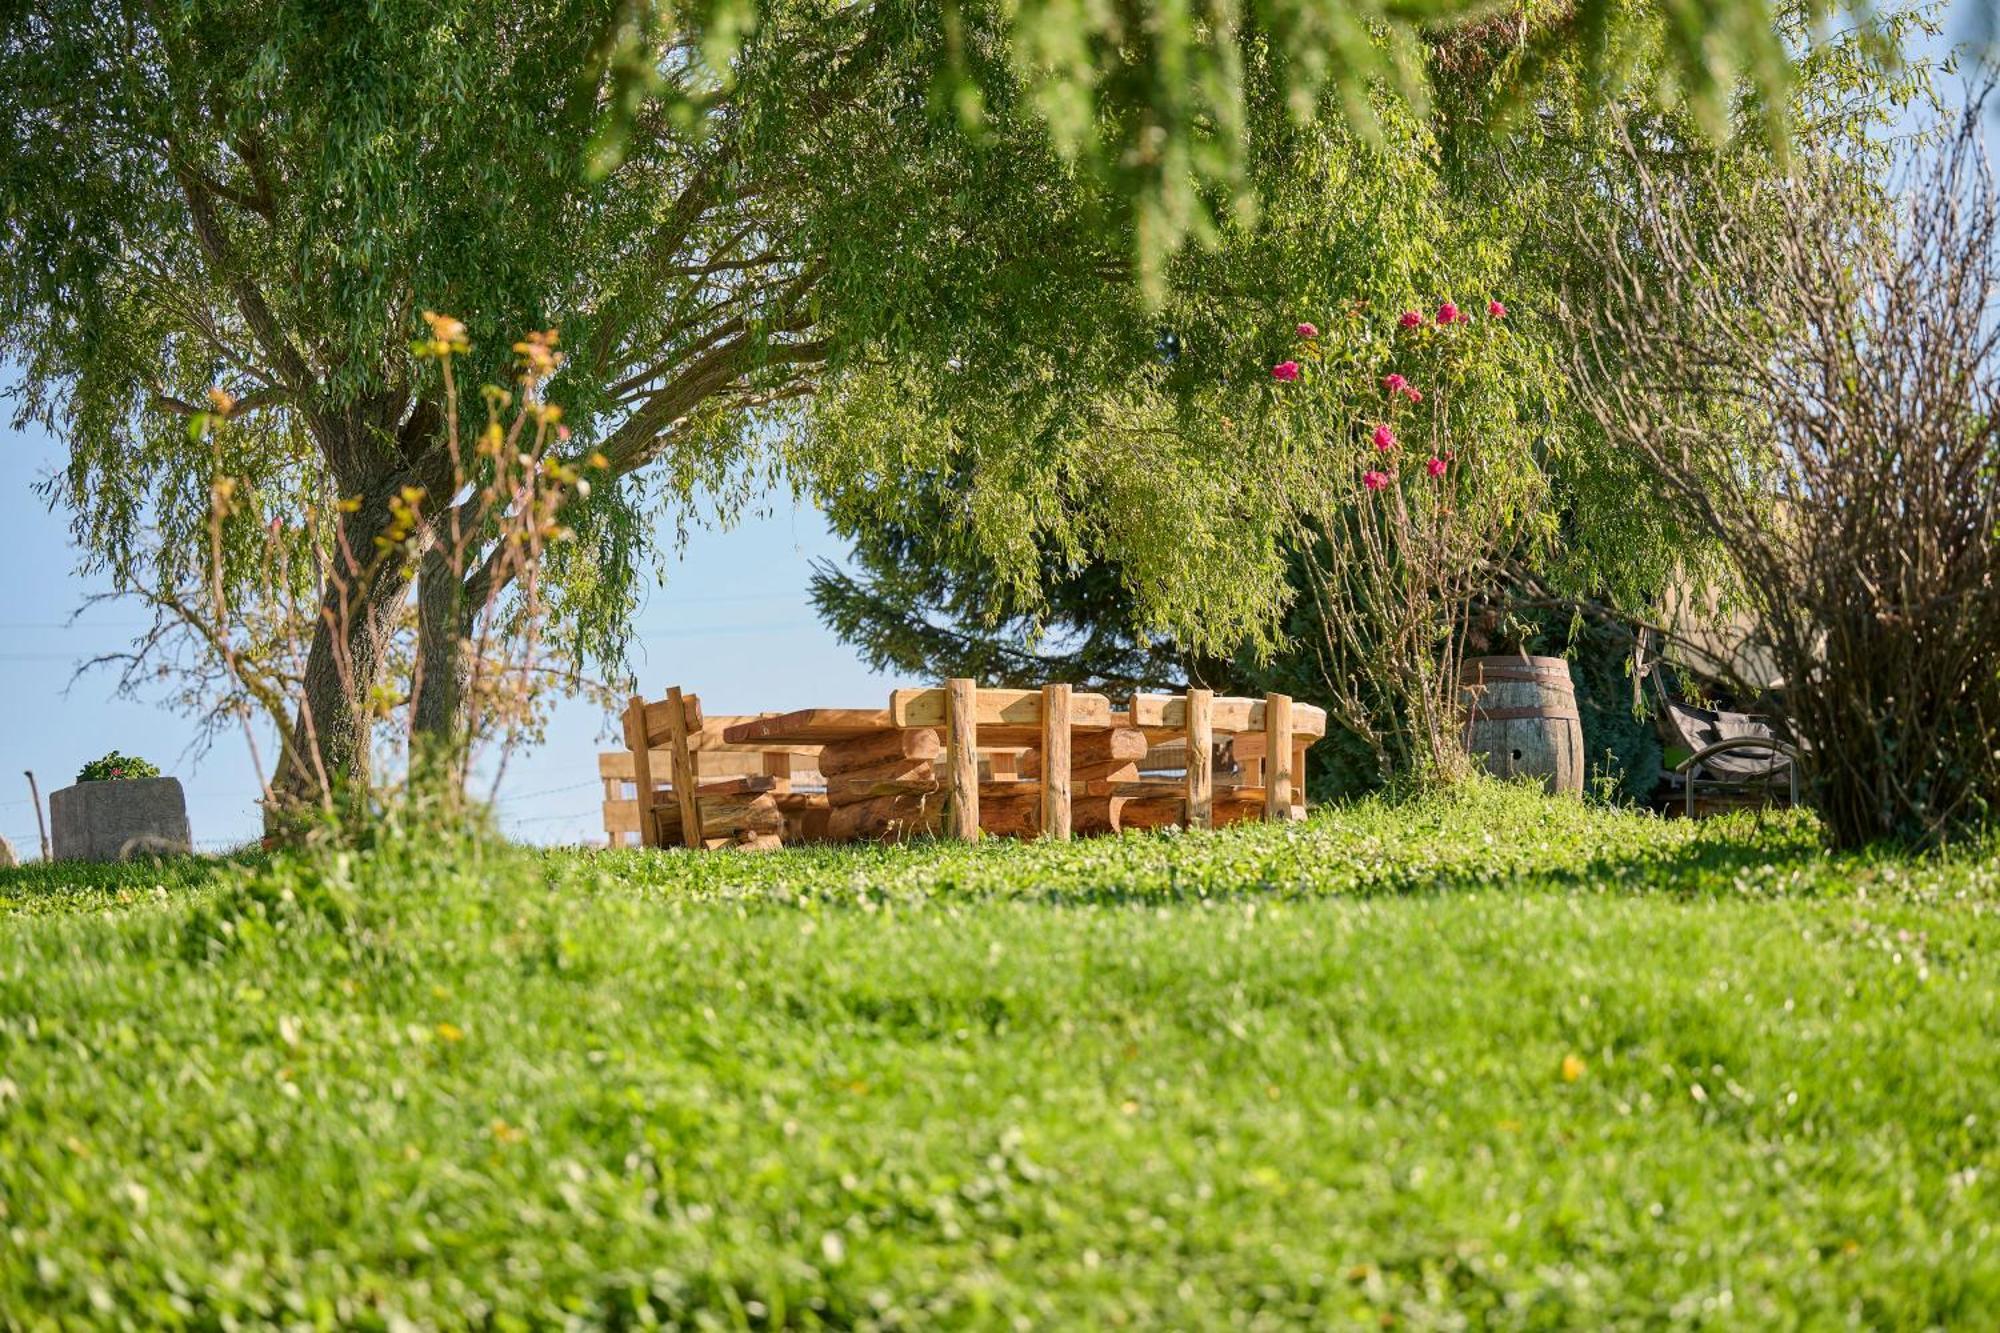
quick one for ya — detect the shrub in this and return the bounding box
[1576,99,2000,848]
[75,751,161,783]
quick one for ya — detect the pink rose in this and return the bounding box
[1426,457,1448,478]
[1363,470,1391,492]
[1399,310,1423,329]
[1372,423,1397,451]
[1404,386,1423,404]
[1296,322,1319,339]
[1272,361,1301,382]
[1487,300,1507,319]
[1436,302,1460,326]
[1382,373,1407,394]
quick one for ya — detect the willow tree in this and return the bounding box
[0,0,1153,801]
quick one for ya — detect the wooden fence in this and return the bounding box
[602,680,1327,850]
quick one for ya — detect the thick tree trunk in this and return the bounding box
[267,489,418,827]
[413,545,471,759]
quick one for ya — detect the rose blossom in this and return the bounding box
[1436,301,1460,325]
[1296,322,1319,339]
[1487,300,1507,319]
[1399,310,1423,329]
[1426,457,1448,478]
[1363,470,1391,492]
[1371,423,1397,451]
[1272,361,1301,382]
[1382,373,1407,394]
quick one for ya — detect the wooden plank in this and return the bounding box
[602,747,793,782]
[946,678,980,841]
[640,692,704,748]
[602,799,643,834]
[663,685,703,849]
[622,696,662,849]
[1186,687,1213,830]
[722,708,894,744]
[1265,692,1294,821]
[762,750,792,795]
[1127,693,1328,738]
[892,686,1113,731]
[1041,683,1072,841]
[695,775,777,796]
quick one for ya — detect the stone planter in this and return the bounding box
[49,777,193,862]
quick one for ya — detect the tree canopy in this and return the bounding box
[0,0,1937,802]
[801,0,1936,790]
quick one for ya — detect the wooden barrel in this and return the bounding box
[1459,655,1584,796]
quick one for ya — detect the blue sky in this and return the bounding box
[0,4,1979,856]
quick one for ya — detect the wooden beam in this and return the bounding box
[663,685,703,849]
[946,678,980,841]
[816,727,943,775]
[1127,692,1328,738]
[1265,692,1294,821]
[639,692,704,748]
[1041,683,1072,841]
[1186,686,1213,830]
[1018,728,1145,776]
[892,686,1113,730]
[721,708,894,744]
[622,696,662,849]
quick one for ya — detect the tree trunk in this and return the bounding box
[413,545,470,762]
[267,492,418,827]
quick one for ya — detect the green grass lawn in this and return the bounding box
[2,783,1997,1329]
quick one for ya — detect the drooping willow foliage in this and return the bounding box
[801,1,1939,794]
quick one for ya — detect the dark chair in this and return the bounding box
[1658,699,1801,816]
[1633,628,1802,816]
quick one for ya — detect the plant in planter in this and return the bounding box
[76,752,162,784]
[51,753,190,862]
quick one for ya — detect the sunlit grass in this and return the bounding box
[2,782,1996,1327]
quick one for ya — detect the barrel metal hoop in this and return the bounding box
[1465,707,1581,723]
[1463,671,1574,688]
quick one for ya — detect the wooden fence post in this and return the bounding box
[622,696,660,848]
[1186,687,1213,829]
[1264,691,1294,821]
[1041,682,1072,841]
[946,677,980,841]
[663,685,703,848]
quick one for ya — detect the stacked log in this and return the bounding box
[656,792,784,844]
[819,729,946,840]
[1019,727,1147,784]
[976,787,1126,838]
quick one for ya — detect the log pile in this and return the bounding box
[819,726,943,841]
